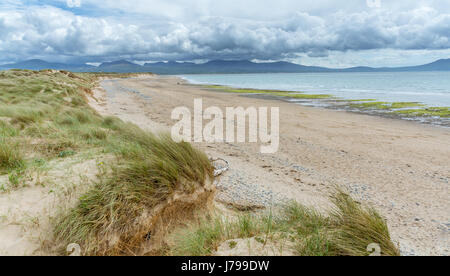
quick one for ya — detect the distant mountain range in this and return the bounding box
[0,59,96,71]
[1,58,450,74]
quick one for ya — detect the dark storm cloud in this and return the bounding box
[0,1,449,64]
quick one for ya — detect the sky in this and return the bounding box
[0,0,450,68]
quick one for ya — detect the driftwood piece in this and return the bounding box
[210,157,230,177]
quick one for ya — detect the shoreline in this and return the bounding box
[179,76,450,128]
[248,92,450,129]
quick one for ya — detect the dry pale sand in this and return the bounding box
[91,75,449,256]
[0,157,102,255]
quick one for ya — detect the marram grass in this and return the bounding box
[53,130,214,256]
[171,190,400,256]
[0,138,25,173]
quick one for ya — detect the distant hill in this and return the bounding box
[96,60,143,72]
[0,59,94,71]
[99,60,137,67]
[142,60,333,74]
[1,58,449,74]
[395,58,450,71]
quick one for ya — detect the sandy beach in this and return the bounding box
[90,75,450,256]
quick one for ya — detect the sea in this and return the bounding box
[180,72,450,107]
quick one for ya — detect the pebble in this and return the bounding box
[214,170,288,208]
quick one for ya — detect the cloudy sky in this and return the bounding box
[0,0,450,67]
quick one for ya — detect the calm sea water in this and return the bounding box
[180,72,450,107]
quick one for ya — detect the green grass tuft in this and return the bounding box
[54,130,214,255]
[327,191,399,256]
[171,190,400,256]
[0,120,19,137]
[0,138,25,173]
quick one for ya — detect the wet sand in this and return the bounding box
[91,75,450,256]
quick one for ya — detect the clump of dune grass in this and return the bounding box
[328,191,400,256]
[173,216,227,256]
[53,127,214,255]
[276,202,332,256]
[171,190,400,256]
[0,120,19,137]
[172,214,268,256]
[0,138,25,173]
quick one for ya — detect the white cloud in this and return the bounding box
[66,0,81,8]
[366,0,381,9]
[0,1,449,66]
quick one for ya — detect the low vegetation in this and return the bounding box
[54,129,213,255]
[0,70,162,177]
[394,107,450,118]
[0,70,102,188]
[205,84,450,119]
[350,101,449,118]
[1,70,399,256]
[335,99,377,102]
[0,138,24,173]
[205,85,333,99]
[171,190,400,256]
[274,92,333,99]
[350,101,425,110]
[0,69,213,255]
